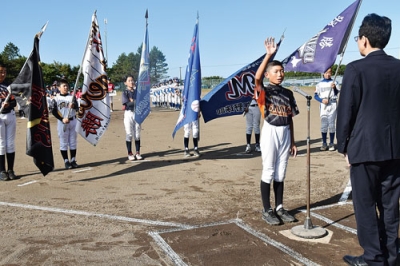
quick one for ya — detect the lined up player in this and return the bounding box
[243,97,261,153]
[121,75,143,161]
[314,67,340,151]
[51,79,79,169]
[0,62,19,181]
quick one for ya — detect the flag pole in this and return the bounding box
[196,11,201,142]
[63,11,96,131]
[1,22,49,113]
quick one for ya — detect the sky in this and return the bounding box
[1,0,399,80]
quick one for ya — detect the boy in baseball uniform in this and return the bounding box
[314,67,340,151]
[51,79,79,169]
[255,37,299,225]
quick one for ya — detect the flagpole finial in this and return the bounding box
[36,21,49,39]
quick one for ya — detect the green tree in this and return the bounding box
[0,42,26,83]
[109,52,140,83]
[1,42,21,60]
[149,46,168,84]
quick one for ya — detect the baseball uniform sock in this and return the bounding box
[60,150,69,161]
[193,138,198,148]
[246,134,251,145]
[70,149,76,160]
[0,155,5,172]
[255,133,260,144]
[321,132,327,145]
[184,137,189,149]
[273,181,284,208]
[135,140,140,153]
[6,152,15,170]
[126,141,132,154]
[329,133,335,145]
[260,181,271,211]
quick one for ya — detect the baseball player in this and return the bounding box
[0,63,18,181]
[107,78,115,112]
[51,79,79,169]
[183,118,200,157]
[244,98,261,153]
[121,75,143,161]
[314,67,340,151]
[255,37,299,225]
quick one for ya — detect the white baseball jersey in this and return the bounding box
[51,94,78,150]
[0,83,17,155]
[315,79,340,133]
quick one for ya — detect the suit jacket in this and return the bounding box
[336,49,400,164]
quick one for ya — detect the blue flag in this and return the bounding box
[200,37,282,123]
[281,0,361,73]
[135,10,151,124]
[172,17,201,138]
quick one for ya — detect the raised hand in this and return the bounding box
[264,37,277,55]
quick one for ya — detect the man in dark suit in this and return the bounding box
[337,14,400,266]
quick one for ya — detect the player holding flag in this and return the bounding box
[172,14,201,157]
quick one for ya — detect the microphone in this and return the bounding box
[293,86,312,99]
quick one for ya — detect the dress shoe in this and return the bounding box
[343,255,368,266]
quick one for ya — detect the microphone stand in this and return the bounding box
[291,87,327,239]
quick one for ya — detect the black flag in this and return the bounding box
[10,26,54,176]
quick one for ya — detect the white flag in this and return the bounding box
[76,12,111,146]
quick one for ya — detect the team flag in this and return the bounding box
[281,0,362,73]
[172,15,201,138]
[76,11,111,146]
[8,22,54,176]
[200,36,283,123]
[135,9,151,124]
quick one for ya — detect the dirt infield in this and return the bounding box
[0,87,372,265]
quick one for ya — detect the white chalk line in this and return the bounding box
[235,219,320,266]
[72,167,92,173]
[150,219,319,266]
[0,201,191,229]
[0,199,356,265]
[296,203,357,235]
[308,211,357,235]
[17,180,37,187]
[148,232,188,266]
[338,179,352,203]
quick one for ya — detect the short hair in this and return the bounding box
[0,61,6,68]
[359,13,391,49]
[124,74,135,82]
[266,60,283,72]
[57,78,69,87]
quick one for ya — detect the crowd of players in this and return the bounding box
[150,77,183,110]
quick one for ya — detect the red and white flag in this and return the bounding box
[76,11,111,146]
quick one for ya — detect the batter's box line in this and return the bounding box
[295,202,357,235]
[149,218,320,266]
[0,201,192,229]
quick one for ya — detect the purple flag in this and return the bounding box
[281,0,361,73]
[172,16,201,138]
[200,37,282,123]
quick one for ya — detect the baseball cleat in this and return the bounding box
[262,209,280,225]
[135,153,143,160]
[245,144,251,153]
